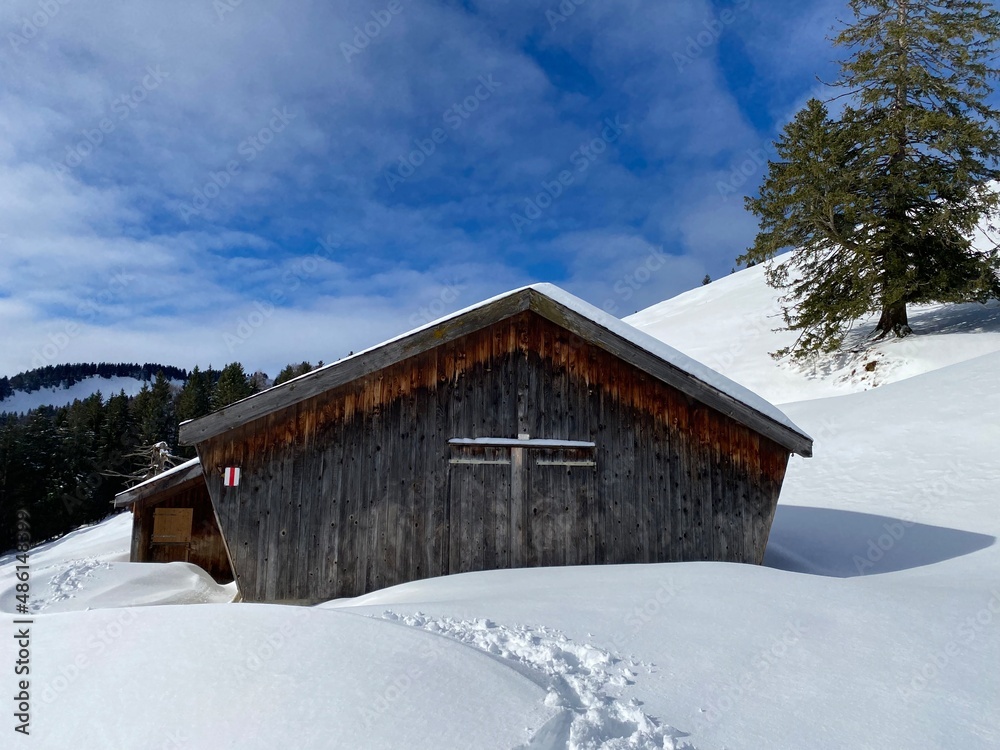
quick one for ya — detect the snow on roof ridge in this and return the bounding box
[190,283,808,442]
[526,283,809,439]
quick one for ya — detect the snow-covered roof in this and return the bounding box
[113,457,203,507]
[529,284,806,437]
[179,283,812,455]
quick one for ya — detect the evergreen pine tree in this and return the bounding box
[131,372,177,448]
[212,362,256,409]
[54,396,105,528]
[741,0,1000,359]
[149,372,177,447]
[8,410,66,543]
[273,361,313,386]
[0,419,18,550]
[100,390,134,487]
[176,366,213,422]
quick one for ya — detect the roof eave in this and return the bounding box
[178,289,533,446]
[112,460,205,507]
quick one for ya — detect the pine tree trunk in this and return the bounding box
[875,298,912,338]
[873,0,913,344]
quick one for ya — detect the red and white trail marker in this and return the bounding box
[223,467,241,487]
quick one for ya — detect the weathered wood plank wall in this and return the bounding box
[131,480,234,583]
[198,310,789,603]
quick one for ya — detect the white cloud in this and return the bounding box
[0,0,847,378]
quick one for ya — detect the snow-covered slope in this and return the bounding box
[0,514,235,614]
[2,264,998,749]
[0,375,161,413]
[626,256,1000,404]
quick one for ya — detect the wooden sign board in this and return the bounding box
[152,508,194,544]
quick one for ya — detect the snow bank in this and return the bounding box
[21,606,553,750]
[0,514,235,613]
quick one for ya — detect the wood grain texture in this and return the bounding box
[194,311,795,604]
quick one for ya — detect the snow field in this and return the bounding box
[16,605,554,750]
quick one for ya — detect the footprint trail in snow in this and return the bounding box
[36,559,111,611]
[378,611,695,750]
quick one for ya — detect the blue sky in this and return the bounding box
[1,0,848,377]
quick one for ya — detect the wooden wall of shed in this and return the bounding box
[130,480,234,584]
[198,311,790,603]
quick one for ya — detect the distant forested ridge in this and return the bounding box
[0,362,189,400]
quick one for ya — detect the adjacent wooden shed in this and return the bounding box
[179,284,812,604]
[113,458,234,584]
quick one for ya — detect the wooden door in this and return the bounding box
[525,446,596,568]
[447,445,511,574]
[447,442,596,573]
[150,507,193,563]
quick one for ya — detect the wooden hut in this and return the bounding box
[113,458,234,583]
[179,284,812,604]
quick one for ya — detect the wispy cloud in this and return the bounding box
[0,0,870,376]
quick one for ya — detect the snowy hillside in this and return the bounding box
[626,255,1000,404]
[2,265,998,749]
[0,375,166,414]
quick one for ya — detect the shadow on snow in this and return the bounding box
[764,505,995,578]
